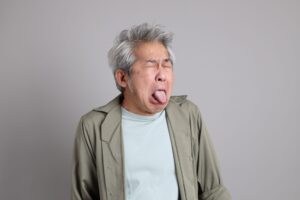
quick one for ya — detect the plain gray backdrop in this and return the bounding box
[1,0,299,199]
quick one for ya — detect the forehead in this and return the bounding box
[134,41,169,59]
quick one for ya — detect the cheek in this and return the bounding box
[130,76,151,96]
[130,70,157,93]
[168,73,174,81]
[167,72,174,84]
[137,72,155,86]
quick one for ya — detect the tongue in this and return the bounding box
[153,91,167,104]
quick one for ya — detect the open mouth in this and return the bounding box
[152,89,167,104]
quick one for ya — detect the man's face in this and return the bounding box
[121,41,174,115]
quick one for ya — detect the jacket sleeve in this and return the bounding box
[71,117,100,200]
[197,111,231,200]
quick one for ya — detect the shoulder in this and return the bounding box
[167,95,204,140]
[167,95,203,128]
[80,110,106,128]
[79,95,122,128]
[169,95,200,115]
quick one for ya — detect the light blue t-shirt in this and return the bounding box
[121,108,179,200]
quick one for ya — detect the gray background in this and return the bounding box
[1,0,299,199]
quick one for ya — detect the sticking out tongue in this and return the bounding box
[153,90,167,104]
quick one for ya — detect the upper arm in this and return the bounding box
[71,117,100,200]
[192,107,231,200]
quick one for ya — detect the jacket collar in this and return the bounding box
[92,94,188,144]
[93,95,124,113]
[94,94,188,153]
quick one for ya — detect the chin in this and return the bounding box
[150,103,168,113]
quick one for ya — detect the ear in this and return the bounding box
[115,69,129,89]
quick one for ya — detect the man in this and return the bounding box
[71,23,231,200]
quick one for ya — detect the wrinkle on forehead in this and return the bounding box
[133,41,169,61]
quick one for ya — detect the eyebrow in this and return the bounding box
[145,57,171,62]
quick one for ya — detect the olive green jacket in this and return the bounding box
[71,95,231,200]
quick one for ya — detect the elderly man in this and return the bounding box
[71,23,231,200]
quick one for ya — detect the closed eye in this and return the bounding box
[144,58,173,68]
[145,59,158,67]
[146,59,157,64]
[162,58,173,68]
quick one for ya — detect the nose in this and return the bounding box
[155,65,166,82]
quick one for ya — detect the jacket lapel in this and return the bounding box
[166,98,196,200]
[95,96,125,200]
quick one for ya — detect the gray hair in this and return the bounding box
[108,23,175,91]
